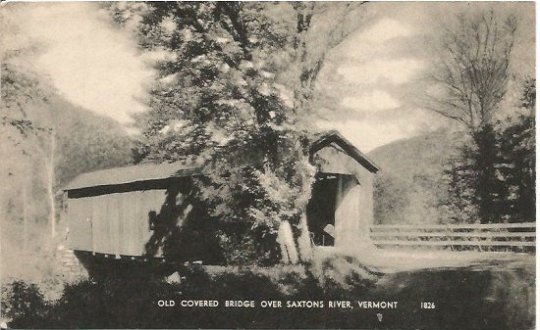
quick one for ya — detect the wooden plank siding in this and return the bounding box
[312,144,376,248]
[334,175,362,248]
[67,198,93,251]
[67,189,168,257]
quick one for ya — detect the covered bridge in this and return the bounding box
[62,130,379,263]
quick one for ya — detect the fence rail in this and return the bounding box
[372,222,536,230]
[370,222,536,253]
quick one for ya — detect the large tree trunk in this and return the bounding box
[278,220,298,264]
[296,211,313,262]
[278,212,313,264]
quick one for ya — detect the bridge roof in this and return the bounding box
[64,130,379,191]
[63,161,202,191]
[310,130,379,173]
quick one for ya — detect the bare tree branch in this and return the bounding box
[424,10,517,131]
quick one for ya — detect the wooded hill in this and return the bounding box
[1,61,134,280]
[370,99,535,226]
[369,130,459,225]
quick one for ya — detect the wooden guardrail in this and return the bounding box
[370,222,536,253]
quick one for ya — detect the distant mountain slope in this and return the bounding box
[368,130,458,180]
[2,61,135,189]
[368,130,462,225]
[50,96,135,188]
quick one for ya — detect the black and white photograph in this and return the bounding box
[0,1,536,329]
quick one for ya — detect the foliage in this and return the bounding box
[373,173,410,225]
[369,130,461,225]
[0,54,134,281]
[422,9,534,224]
[443,127,496,223]
[442,79,535,223]
[1,281,48,323]
[215,222,281,266]
[493,78,535,221]
[107,2,369,263]
[52,98,134,188]
[372,91,535,226]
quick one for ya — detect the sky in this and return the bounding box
[3,2,535,152]
[3,2,153,126]
[315,12,435,152]
[315,2,535,151]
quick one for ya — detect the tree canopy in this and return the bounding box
[107,2,371,264]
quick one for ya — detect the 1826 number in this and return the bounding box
[421,302,436,309]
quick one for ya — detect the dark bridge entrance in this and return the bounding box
[306,173,340,246]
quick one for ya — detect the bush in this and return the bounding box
[215,222,281,266]
[1,281,48,325]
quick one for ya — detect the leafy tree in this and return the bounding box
[111,2,370,264]
[495,78,535,222]
[426,10,519,223]
[442,78,535,224]
[443,125,503,223]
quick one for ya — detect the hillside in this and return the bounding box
[50,97,135,188]
[368,129,460,179]
[368,130,462,225]
[1,62,135,281]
